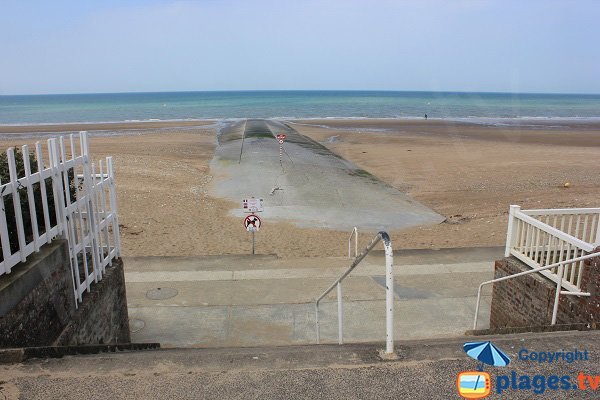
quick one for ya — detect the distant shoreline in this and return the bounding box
[2,91,600,126]
[1,117,600,136]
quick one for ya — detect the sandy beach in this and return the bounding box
[1,119,599,258]
[0,120,216,134]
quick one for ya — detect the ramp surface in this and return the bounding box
[211,119,444,230]
[125,247,502,348]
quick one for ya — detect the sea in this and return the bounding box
[1,91,599,125]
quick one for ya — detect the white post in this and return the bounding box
[384,234,394,354]
[22,145,40,252]
[49,139,79,307]
[595,212,600,245]
[473,284,483,330]
[0,175,12,274]
[355,229,358,259]
[505,205,520,257]
[551,263,564,325]
[337,282,343,345]
[80,132,103,282]
[7,148,27,263]
[35,142,52,244]
[348,237,351,259]
[315,302,320,344]
[107,157,121,257]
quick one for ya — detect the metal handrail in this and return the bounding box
[473,251,600,330]
[315,231,395,354]
[348,227,358,259]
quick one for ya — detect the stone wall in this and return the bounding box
[490,249,600,329]
[0,240,130,348]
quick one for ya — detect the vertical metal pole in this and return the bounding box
[348,237,351,259]
[252,230,255,255]
[473,284,483,330]
[315,302,320,344]
[384,236,394,354]
[355,229,358,259]
[551,263,564,325]
[337,282,343,344]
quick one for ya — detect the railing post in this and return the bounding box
[473,284,483,330]
[551,263,564,325]
[80,132,103,281]
[505,205,520,257]
[355,228,358,259]
[348,227,358,259]
[337,282,343,345]
[596,212,600,245]
[315,231,392,351]
[382,233,394,355]
[7,148,27,263]
[107,157,121,257]
[348,236,351,259]
[0,174,12,274]
[315,302,320,344]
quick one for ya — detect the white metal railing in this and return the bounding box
[473,251,599,329]
[315,231,395,354]
[0,132,120,306]
[523,207,600,244]
[505,205,599,292]
[348,226,358,259]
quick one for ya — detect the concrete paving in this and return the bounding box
[125,247,502,348]
[210,119,444,230]
[2,330,598,399]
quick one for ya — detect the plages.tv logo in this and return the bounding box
[457,341,511,399]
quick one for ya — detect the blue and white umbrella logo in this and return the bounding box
[464,341,511,370]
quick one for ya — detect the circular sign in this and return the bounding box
[244,214,261,231]
[278,139,284,144]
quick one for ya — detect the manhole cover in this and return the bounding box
[146,287,178,300]
[129,318,145,333]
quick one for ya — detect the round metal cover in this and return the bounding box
[129,318,146,333]
[146,287,178,300]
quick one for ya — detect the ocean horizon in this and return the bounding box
[1,90,600,125]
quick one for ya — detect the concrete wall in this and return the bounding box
[490,249,600,329]
[0,240,130,348]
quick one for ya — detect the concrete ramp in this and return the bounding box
[210,119,444,231]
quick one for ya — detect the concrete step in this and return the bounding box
[3,330,598,399]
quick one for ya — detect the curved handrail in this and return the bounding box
[473,251,600,330]
[348,227,358,259]
[315,231,395,354]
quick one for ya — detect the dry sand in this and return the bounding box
[1,119,598,258]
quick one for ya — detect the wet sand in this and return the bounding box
[0,120,215,134]
[1,119,598,257]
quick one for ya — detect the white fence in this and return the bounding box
[0,132,120,306]
[505,205,600,292]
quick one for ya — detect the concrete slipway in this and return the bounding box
[210,119,444,230]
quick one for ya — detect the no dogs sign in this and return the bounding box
[244,214,261,232]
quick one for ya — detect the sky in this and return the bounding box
[1,0,599,95]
